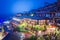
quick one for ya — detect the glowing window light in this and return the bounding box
[57,23,60,26]
[3,21,10,24]
[47,27,55,30]
[16,13,22,17]
[12,17,20,22]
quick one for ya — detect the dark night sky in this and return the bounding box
[0,0,57,22]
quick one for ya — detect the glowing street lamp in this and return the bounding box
[31,14,34,16]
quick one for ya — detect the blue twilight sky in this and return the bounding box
[0,0,57,22]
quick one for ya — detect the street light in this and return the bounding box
[30,14,34,16]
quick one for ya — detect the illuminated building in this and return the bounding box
[33,1,60,24]
[15,1,60,25]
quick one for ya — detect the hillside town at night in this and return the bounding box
[0,0,60,40]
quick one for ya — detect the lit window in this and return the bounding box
[12,17,20,22]
[3,21,10,24]
[46,14,50,17]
